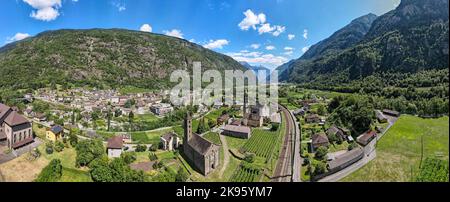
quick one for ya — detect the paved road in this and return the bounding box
[218,133,230,178]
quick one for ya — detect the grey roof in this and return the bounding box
[161,132,177,141]
[312,133,329,145]
[188,133,218,155]
[224,125,251,134]
[50,125,64,134]
[328,147,364,170]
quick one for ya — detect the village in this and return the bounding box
[0,83,407,182]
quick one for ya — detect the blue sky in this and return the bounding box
[0,0,400,69]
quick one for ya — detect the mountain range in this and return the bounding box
[277,0,449,86]
[0,29,245,90]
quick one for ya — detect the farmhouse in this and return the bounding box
[311,133,329,150]
[150,103,174,116]
[305,114,320,123]
[356,130,377,146]
[222,125,252,139]
[376,110,388,123]
[160,132,180,151]
[183,113,220,176]
[217,114,230,126]
[46,125,65,142]
[107,136,124,158]
[0,103,34,150]
[382,109,400,117]
[327,147,364,173]
[326,125,346,142]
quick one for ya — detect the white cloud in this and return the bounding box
[238,9,266,30]
[272,26,285,36]
[112,2,126,12]
[265,45,276,50]
[302,46,311,53]
[303,29,308,39]
[284,47,294,51]
[23,0,62,21]
[250,44,261,49]
[283,51,293,56]
[6,33,31,43]
[258,23,275,34]
[140,24,152,32]
[288,34,295,40]
[203,39,230,49]
[238,9,285,37]
[258,23,285,37]
[163,29,184,39]
[227,51,288,67]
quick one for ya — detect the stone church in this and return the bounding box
[183,113,220,176]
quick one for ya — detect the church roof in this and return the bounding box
[188,134,218,155]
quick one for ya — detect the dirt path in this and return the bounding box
[218,134,230,178]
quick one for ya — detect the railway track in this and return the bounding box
[271,104,295,182]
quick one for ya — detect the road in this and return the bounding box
[271,104,297,182]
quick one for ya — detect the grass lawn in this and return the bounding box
[328,142,349,153]
[134,114,160,122]
[203,132,222,145]
[59,167,92,182]
[342,115,449,182]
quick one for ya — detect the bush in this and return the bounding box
[348,142,358,150]
[36,159,62,182]
[121,152,137,164]
[315,146,328,160]
[45,143,54,154]
[175,167,189,182]
[135,144,147,152]
[54,141,65,152]
[244,153,255,163]
[270,123,280,131]
[149,144,158,152]
[148,152,158,161]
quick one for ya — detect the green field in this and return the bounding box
[203,132,222,145]
[342,115,449,182]
[229,164,261,182]
[59,167,92,182]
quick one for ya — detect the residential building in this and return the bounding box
[357,130,377,146]
[222,125,252,139]
[311,133,329,150]
[0,103,34,150]
[46,125,64,142]
[305,114,320,123]
[150,103,174,116]
[160,132,180,151]
[107,136,124,158]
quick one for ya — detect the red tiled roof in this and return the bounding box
[107,136,123,149]
[4,111,30,126]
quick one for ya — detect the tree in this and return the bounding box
[71,109,76,125]
[106,109,112,131]
[313,161,327,176]
[148,152,158,161]
[114,108,122,117]
[317,105,326,116]
[121,152,137,164]
[175,167,189,182]
[271,123,280,131]
[36,159,63,182]
[69,128,79,146]
[128,111,134,131]
[315,146,328,161]
[75,139,105,167]
[45,142,54,154]
[348,142,358,150]
[196,118,209,134]
[135,144,147,152]
[54,141,65,152]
